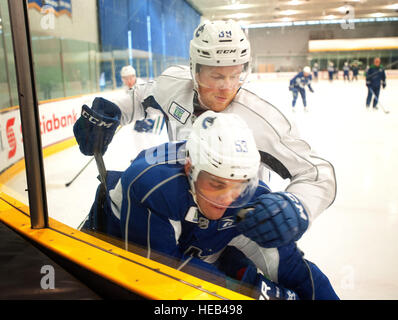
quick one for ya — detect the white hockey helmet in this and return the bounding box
[120,65,136,77]
[303,66,311,74]
[185,110,260,208]
[190,20,251,90]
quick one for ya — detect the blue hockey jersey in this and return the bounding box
[85,141,339,299]
[366,64,386,88]
[118,141,271,264]
[289,72,313,91]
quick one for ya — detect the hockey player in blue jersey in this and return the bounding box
[82,110,339,300]
[327,62,334,82]
[351,63,359,81]
[366,57,386,110]
[312,63,319,82]
[289,66,314,111]
[343,62,350,81]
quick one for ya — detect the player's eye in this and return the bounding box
[209,182,225,190]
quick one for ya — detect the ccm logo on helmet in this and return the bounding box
[216,49,237,54]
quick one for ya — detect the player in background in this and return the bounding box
[120,65,137,92]
[289,66,314,112]
[343,62,350,82]
[365,57,386,111]
[351,62,359,81]
[312,63,319,82]
[74,20,337,259]
[82,110,339,300]
[327,62,334,82]
[120,65,165,140]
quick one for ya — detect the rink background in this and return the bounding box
[3,77,398,300]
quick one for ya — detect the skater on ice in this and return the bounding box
[365,57,386,111]
[289,66,314,111]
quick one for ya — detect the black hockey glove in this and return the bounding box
[73,97,121,156]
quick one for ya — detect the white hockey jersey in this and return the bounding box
[109,65,336,222]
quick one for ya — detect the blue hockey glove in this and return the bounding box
[239,265,299,300]
[134,118,155,133]
[73,97,121,156]
[382,81,386,89]
[309,87,314,93]
[235,192,309,248]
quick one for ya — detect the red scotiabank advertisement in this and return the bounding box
[0,103,78,171]
[0,91,123,173]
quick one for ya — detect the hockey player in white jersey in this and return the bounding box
[74,19,336,252]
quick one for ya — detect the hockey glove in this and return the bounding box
[73,97,121,156]
[309,86,314,93]
[382,81,386,89]
[235,192,309,248]
[134,118,155,133]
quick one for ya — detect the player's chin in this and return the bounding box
[207,99,231,112]
[205,205,227,220]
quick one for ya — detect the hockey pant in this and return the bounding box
[292,88,307,107]
[366,86,381,108]
[344,71,349,81]
[328,71,334,81]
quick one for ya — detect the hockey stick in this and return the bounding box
[369,87,389,114]
[65,126,122,187]
[94,151,108,194]
[65,156,95,187]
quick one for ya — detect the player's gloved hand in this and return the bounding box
[235,192,309,248]
[366,81,371,88]
[239,265,299,300]
[73,97,121,156]
[309,87,314,93]
[382,81,386,89]
[134,119,155,133]
[288,85,294,91]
